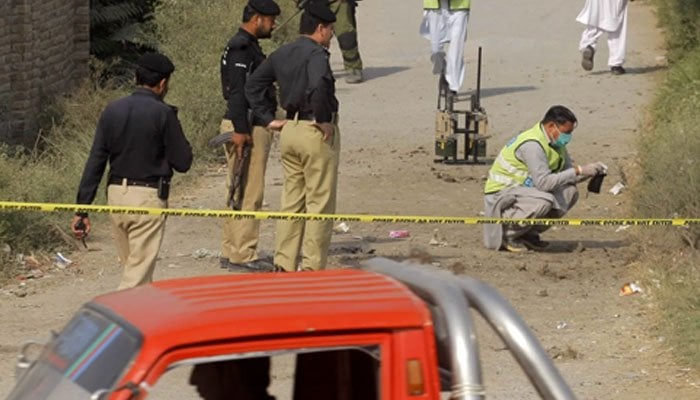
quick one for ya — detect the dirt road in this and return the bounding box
[1,0,698,398]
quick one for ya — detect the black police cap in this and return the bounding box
[248,0,281,16]
[304,2,336,23]
[136,53,175,75]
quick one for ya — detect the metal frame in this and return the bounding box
[434,47,488,165]
[363,258,576,400]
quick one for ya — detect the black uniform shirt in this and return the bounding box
[220,28,275,133]
[246,36,338,126]
[76,88,193,204]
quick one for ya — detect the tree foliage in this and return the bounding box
[90,0,161,83]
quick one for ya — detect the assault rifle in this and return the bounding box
[208,132,251,210]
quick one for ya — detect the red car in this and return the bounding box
[8,258,575,400]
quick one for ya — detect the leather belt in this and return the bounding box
[108,177,160,188]
[287,111,339,124]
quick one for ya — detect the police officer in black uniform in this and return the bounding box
[71,52,192,289]
[245,3,339,272]
[218,0,281,273]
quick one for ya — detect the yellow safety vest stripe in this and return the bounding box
[484,123,566,194]
[423,0,471,11]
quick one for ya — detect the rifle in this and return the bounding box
[274,0,310,33]
[229,144,251,210]
[208,132,252,211]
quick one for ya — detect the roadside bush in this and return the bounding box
[634,0,700,369]
[654,0,700,62]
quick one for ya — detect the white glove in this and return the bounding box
[579,162,607,177]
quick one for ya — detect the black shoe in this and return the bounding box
[221,257,274,273]
[271,265,288,272]
[520,233,550,250]
[221,259,251,273]
[219,257,234,269]
[581,45,595,71]
[610,65,626,75]
[244,258,276,273]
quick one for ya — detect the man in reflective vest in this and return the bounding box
[483,106,606,252]
[420,0,470,93]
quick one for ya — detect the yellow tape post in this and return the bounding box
[1,201,699,226]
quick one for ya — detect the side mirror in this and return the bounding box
[15,340,45,380]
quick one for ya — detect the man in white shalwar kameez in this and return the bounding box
[420,0,470,93]
[576,0,632,75]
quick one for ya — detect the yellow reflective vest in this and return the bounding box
[423,0,470,10]
[484,123,567,194]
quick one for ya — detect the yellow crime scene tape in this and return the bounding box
[1,201,698,227]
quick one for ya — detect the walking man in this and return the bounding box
[246,3,340,271]
[420,0,471,94]
[218,0,281,272]
[71,53,192,289]
[483,106,606,252]
[577,0,632,75]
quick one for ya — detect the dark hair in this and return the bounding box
[300,12,329,35]
[542,105,577,126]
[135,67,168,87]
[242,5,255,23]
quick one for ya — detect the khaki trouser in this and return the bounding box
[220,119,274,263]
[107,183,167,289]
[274,117,340,271]
[330,0,363,71]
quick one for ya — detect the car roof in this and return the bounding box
[91,268,432,346]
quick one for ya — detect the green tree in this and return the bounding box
[90,0,161,83]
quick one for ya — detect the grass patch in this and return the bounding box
[641,252,700,367]
[631,0,700,369]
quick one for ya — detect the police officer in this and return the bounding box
[219,0,281,272]
[71,52,193,289]
[246,3,339,272]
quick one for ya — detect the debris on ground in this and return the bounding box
[548,345,581,360]
[620,282,643,296]
[609,182,625,195]
[389,230,410,239]
[428,229,449,247]
[333,222,350,234]
[54,253,72,269]
[191,248,221,259]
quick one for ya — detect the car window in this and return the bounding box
[7,307,142,400]
[147,346,381,400]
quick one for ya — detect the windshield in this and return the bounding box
[7,306,142,400]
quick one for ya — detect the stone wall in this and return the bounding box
[0,0,89,147]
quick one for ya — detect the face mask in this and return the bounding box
[551,125,572,148]
[552,132,572,148]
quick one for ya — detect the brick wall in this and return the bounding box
[0,0,89,147]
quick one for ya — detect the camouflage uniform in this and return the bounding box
[328,0,363,83]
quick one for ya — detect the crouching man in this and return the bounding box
[483,105,605,252]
